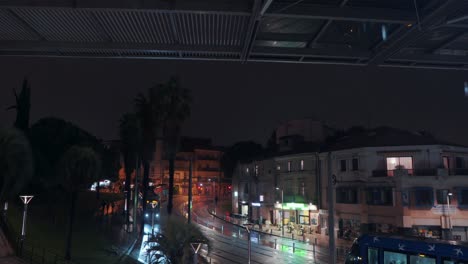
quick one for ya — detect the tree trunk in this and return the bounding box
[65,191,77,260]
[125,169,131,229]
[140,160,150,237]
[167,154,175,215]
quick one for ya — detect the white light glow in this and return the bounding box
[234,191,238,197]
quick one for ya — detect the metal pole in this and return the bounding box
[247,229,251,264]
[151,209,155,236]
[447,193,452,239]
[327,153,336,264]
[281,189,284,237]
[133,157,139,234]
[21,203,28,239]
[188,158,193,224]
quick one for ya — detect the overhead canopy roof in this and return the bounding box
[0,0,467,70]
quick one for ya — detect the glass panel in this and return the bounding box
[368,247,379,264]
[352,158,359,171]
[387,157,399,170]
[443,260,455,264]
[410,255,435,264]
[399,157,413,169]
[384,251,407,264]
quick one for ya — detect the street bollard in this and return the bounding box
[258,234,261,243]
[222,225,224,234]
[313,244,316,255]
[274,238,277,249]
[292,233,294,240]
[293,242,295,253]
[314,237,318,245]
[303,235,305,242]
[270,229,273,234]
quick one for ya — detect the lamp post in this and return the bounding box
[19,195,33,255]
[447,192,453,239]
[244,224,253,264]
[151,201,157,237]
[276,187,284,237]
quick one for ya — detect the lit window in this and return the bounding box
[288,161,292,172]
[255,164,258,176]
[246,168,249,173]
[259,195,264,202]
[300,160,304,171]
[277,164,281,171]
[386,157,413,176]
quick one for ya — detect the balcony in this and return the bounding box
[372,169,413,177]
[449,168,468,176]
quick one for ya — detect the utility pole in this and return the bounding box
[188,158,193,224]
[133,157,139,234]
[327,153,336,264]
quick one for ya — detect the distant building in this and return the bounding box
[319,127,468,241]
[152,137,225,197]
[232,123,468,242]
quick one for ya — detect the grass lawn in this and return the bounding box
[5,190,131,264]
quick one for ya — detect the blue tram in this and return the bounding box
[345,234,468,264]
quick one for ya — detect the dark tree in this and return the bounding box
[7,78,31,132]
[119,113,140,229]
[59,146,100,261]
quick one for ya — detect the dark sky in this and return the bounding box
[1,57,467,147]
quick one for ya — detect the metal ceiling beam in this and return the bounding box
[389,53,468,65]
[381,63,468,71]
[428,32,468,53]
[306,0,349,48]
[266,5,415,24]
[0,40,242,54]
[367,0,459,66]
[252,46,370,59]
[241,0,274,62]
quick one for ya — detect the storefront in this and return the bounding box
[274,202,318,227]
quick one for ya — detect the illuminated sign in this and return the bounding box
[234,191,238,197]
[274,203,317,211]
[251,203,261,207]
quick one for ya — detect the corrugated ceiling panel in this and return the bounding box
[13,8,105,42]
[174,12,248,46]
[0,8,39,40]
[94,10,175,44]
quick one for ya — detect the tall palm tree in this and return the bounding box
[162,77,191,215]
[6,78,31,133]
[135,85,164,236]
[59,146,101,260]
[0,127,33,217]
[119,113,140,230]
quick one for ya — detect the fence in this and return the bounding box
[189,208,349,261]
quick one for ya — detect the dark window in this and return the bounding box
[411,188,433,208]
[336,188,358,204]
[456,157,464,168]
[352,158,359,171]
[436,189,450,204]
[340,160,347,172]
[287,161,292,172]
[459,189,468,207]
[367,188,393,206]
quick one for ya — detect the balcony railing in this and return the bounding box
[449,168,468,176]
[372,169,414,177]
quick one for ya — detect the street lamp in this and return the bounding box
[276,187,284,237]
[150,201,157,237]
[243,223,253,264]
[19,195,33,255]
[447,192,453,239]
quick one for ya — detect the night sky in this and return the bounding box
[0,57,467,147]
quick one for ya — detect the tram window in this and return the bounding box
[443,261,454,264]
[384,251,407,264]
[409,255,435,264]
[368,247,378,264]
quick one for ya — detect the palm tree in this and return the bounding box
[6,78,31,132]
[135,85,164,236]
[145,217,211,264]
[119,113,140,230]
[59,146,101,260]
[162,77,191,215]
[0,127,33,217]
